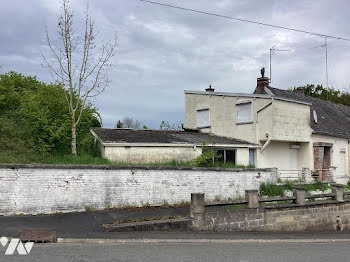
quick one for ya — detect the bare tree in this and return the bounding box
[116,117,142,129]
[159,120,183,130]
[42,0,117,155]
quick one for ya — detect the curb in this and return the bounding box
[56,238,350,244]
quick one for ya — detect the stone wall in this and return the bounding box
[192,189,350,232]
[0,164,277,216]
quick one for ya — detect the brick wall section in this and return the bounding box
[0,165,277,216]
[194,201,350,232]
[313,146,324,171]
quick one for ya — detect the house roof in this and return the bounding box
[262,87,350,139]
[91,128,256,146]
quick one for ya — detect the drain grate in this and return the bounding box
[20,230,57,243]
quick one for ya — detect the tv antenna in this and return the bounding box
[310,37,329,94]
[269,46,291,83]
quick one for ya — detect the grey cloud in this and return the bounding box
[1,0,350,128]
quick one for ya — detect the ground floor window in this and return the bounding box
[213,149,236,164]
[249,149,255,166]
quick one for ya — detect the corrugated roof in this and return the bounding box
[263,87,350,139]
[92,128,256,145]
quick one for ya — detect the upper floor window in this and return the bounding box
[197,108,210,128]
[236,102,253,124]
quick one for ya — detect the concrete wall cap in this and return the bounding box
[0,163,274,172]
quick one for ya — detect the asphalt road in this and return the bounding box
[0,206,190,238]
[1,241,350,262]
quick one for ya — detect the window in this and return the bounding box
[214,149,236,164]
[290,148,299,169]
[236,102,253,124]
[249,149,255,166]
[226,150,236,163]
[197,108,210,128]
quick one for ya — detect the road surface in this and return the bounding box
[1,241,349,262]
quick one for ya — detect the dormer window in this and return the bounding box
[236,102,253,124]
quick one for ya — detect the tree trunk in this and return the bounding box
[71,121,77,156]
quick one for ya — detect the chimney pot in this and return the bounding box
[255,67,270,94]
[205,84,215,92]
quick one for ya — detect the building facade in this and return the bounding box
[185,74,350,184]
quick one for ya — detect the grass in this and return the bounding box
[0,153,255,169]
[44,154,113,165]
[259,181,330,197]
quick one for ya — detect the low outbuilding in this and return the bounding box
[91,128,259,165]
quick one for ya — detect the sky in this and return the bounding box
[1,0,350,128]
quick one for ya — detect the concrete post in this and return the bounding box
[245,190,259,209]
[302,168,312,183]
[331,184,344,202]
[271,168,279,183]
[190,193,205,218]
[292,186,305,205]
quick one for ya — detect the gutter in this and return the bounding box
[102,143,261,148]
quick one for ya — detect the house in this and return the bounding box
[90,128,259,164]
[185,71,350,183]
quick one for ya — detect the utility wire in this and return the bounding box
[139,0,350,42]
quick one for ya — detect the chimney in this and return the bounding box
[205,84,215,92]
[295,86,305,93]
[254,67,270,94]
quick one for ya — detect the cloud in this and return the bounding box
[1,0,350,128]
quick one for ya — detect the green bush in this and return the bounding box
[190,150,221,167]
[0,71,101,163]
[304,181,329,192]
[259,181,330,197]
[259,182,291,197]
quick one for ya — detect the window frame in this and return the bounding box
[196,108,210,129]
[249,148,255,166]
[236,101,253,124]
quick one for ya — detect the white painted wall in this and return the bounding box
[0,166,277,216]
[185,92,312,144]
[256,141,310,180]
[310,134,349,184]
[104,145,202,163]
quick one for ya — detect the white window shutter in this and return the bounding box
[197,109,210,127]
[236,103,252,123]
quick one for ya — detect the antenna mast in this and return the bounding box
[310,37,329,98]
[269,46,291,83]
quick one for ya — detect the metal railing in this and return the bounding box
[311,169,334,182]
[278,169,304,181]
[276,168,336,183]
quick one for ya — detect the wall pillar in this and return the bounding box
[302,168,312,183]
[331,184,344,202]
[190,193,205,218]
[245,190,259,208]
[292,186,305,205]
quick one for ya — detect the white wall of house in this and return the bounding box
[104,145,202,163]
[310,134,349,184]
[257,141,309,169]
[185,92,272,144]
[185,92,312,144]
[264,100,312,142]
[102,144,254,166]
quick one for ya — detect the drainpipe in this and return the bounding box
[261,139,271,152]
[256,98,273,146]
